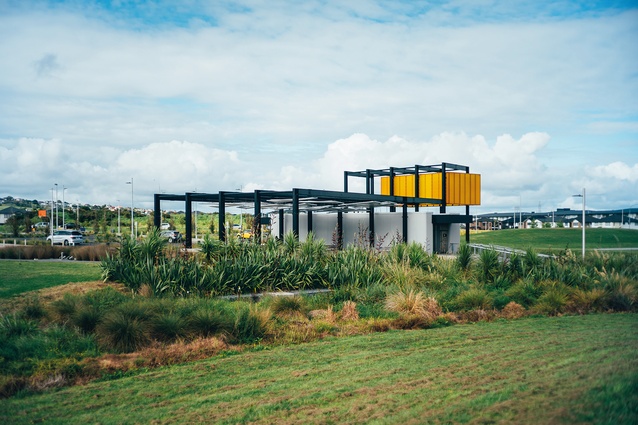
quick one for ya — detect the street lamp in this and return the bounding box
[54,183,58,229]
[62,186,67,229]
[50,187,55,245]
[126,178,134,239]
[117,199,121,236]
[573,188,586,260]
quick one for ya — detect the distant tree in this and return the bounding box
[6,215,20,237]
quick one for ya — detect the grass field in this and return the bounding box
[468,228,638,253]
[0,260,101,299]
[1,313,636,424]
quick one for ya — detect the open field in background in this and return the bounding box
[1,313,636,425]
[0,261,101,299]
[467,228,638,253]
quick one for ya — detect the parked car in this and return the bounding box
[160,230,182,243]
[46,230,84,246]
[160,223,171,230]
[34,222,49,229]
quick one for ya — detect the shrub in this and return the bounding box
[506,279,543,308]
[456,243,473,271]
[454,288,493,311]
[490,275,513,291]
[534,288,569,316]
[477,248,500,283]
[492,291,513,310]
[569,288,606,313]
[523,247,543,272]
[604,283,636,311]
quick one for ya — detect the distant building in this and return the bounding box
[0,206,25,225]
[474,208,638,230]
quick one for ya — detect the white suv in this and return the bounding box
[47,230,84,246]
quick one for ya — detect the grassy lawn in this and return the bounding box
[1,313,636,424]
[468,228,638,253]
[0,260,101,299]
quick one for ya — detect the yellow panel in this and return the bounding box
[381,172,481,206]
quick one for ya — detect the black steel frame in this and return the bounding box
[154,163,475,248]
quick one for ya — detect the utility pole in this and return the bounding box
[126,178,134,239]
[62,186,67,229]
[55,183,58,229]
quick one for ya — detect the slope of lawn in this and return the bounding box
[1,313,636,425]
[0,260,101,298]
[468,228,638,253]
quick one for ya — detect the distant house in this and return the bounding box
[0,207,25,224]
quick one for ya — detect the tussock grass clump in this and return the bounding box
[0,314,38,338]
[268,296,308,317]
[308,305,336,323]
[339,301,359,321]
[22,296,47,321]
[95,303,155,352]
[96,310,151,353]
[150,312,189,342]
[500,301,526,319]
[569,288,606,313]
[385,290,441,322]
[51,294,81,322]
[188,307,233,338]
[506,279,543,308]
[232,304,271,343]
[457,309,497,323]
[72,305,103,334]
[454,288,493,311]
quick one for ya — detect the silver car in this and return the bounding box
[47,230,84,246]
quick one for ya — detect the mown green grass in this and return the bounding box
[469,228,638,253]
[1,313,636,424]
[0,261,101,299]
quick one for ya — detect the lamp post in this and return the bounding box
[50,188,54,245]
[62,186,67,229]
[126,178,134,239]
[573,188,586,260]
[54,183,58,229]
[117,199,121,236]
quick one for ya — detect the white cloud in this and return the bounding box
[0,3,637,212]
[590,162,638,183]
[246,131,552,203]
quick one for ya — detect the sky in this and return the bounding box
[1,0,637,215]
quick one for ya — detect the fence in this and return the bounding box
[467,244,553,260]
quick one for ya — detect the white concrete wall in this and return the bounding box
[271,211,439,253]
